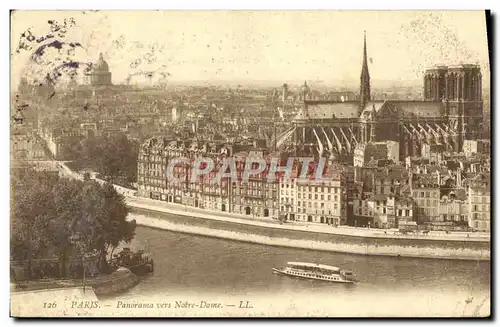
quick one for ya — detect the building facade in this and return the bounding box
[294,177,345,226]
[463,139,491,158]
[468,173,490,232]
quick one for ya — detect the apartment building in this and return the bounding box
[468,172,491,232]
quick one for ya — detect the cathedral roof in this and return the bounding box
[360,101,387,118]
[387,100,444,118]
[295,101,359,121]
[357,100,444,119]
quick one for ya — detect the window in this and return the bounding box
[328,195,331,200]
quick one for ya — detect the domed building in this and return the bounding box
[89,53,112,86]
[299,81,311,101]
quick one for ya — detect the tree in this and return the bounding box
[49,178,86,276]
[11,168,58,277]
[61,132,139,187]
[57,136,84,161]
[94,182,135,269]
[10,169,136,278]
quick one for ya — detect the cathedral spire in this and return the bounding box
[360,31,371,110]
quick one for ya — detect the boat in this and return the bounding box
[272,262,357,283]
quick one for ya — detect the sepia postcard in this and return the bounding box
[10,10,491,318]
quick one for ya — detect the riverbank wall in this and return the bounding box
[128,207,490,261]
[61,163,490,260]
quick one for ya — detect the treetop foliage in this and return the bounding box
[11,168,136,264]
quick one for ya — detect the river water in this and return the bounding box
[102,226,490,317]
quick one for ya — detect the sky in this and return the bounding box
[10,10,490,89]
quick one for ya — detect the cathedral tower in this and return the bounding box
[359,31,371,111]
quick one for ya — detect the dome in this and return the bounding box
[93,53,109,72]
[301,81,310,94]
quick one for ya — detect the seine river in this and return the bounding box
[103,226,490,317]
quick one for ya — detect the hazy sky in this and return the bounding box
[11,10,490,88]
